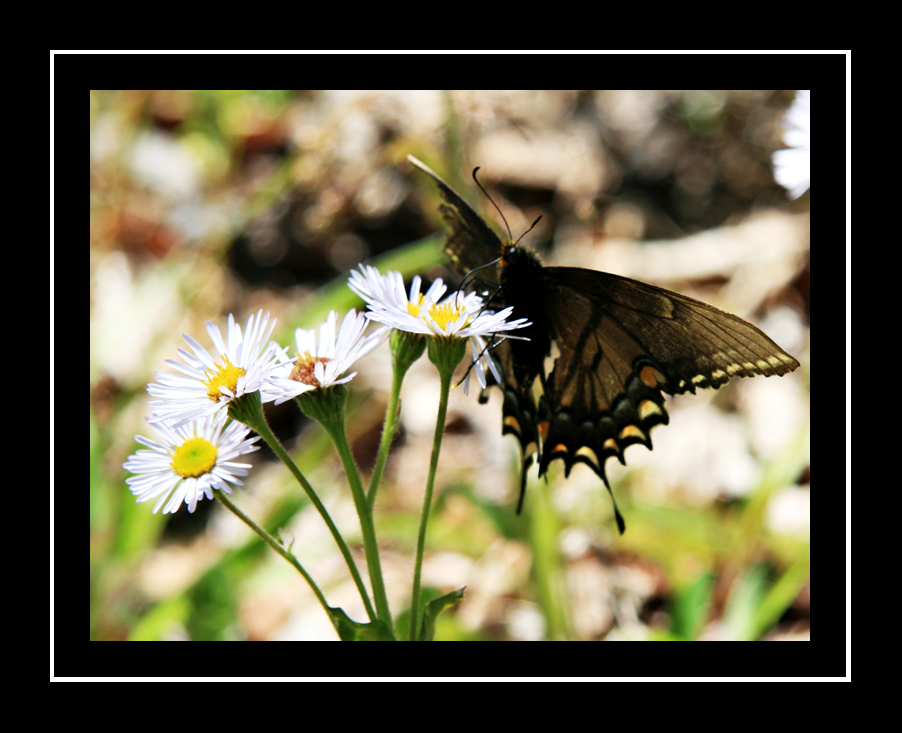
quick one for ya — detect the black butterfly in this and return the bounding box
[408,155,800,533]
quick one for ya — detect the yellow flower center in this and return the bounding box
[406,294,426,318]
[202,355,247,402]
[428,300,469,332]
[170,437,218,478]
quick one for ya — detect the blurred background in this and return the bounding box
[90,90,809,641]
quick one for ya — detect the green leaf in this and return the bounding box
[671,571,714,640]
[752,553,810,639]
[328,607,395,641]
[418,587,465,641]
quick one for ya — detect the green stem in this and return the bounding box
[367,364,404,508]
[235,397,378,624]
[409,366,453,640]
[322,411,394,630]
[215,489,338,634]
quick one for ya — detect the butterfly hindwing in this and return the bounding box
[535,269,675,484]
[535,268,798,531]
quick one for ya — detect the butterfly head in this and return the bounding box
[500,242,544,284]
[501,243,522,265]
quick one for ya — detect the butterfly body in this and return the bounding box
[408,155,799,533]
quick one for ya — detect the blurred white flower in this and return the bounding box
[773,89,810,199]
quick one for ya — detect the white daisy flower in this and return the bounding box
[268,309,389,404]
[349,265,530,392]
[773,89,810,200]
[147,310,287,427]
[123,413,261,515]
[349,264,449,320]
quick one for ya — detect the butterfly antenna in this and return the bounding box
[516,216,543,245]
[472,167,514,242]
[472,168,543,247]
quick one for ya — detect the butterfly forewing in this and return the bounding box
[408,155,502,280]
[544,268,799,395]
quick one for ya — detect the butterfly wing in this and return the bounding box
[407,155,501,279]
[534,266,799,530]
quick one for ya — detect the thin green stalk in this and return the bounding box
[215,489,338,635]
[235,397,377,624]
[531,474,571,640]
[322,412,394,629]
[367,365,404,508]
[409,367,453,640]
[369,329,425,509]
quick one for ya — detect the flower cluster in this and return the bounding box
[124,308,386,514]
[124,267,529,515]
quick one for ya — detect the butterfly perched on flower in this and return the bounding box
[408,155,799,533]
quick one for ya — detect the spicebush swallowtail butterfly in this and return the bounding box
[408,155,800,533]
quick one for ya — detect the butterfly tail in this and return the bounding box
[602,475,626,535]
[515,454,535,515]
